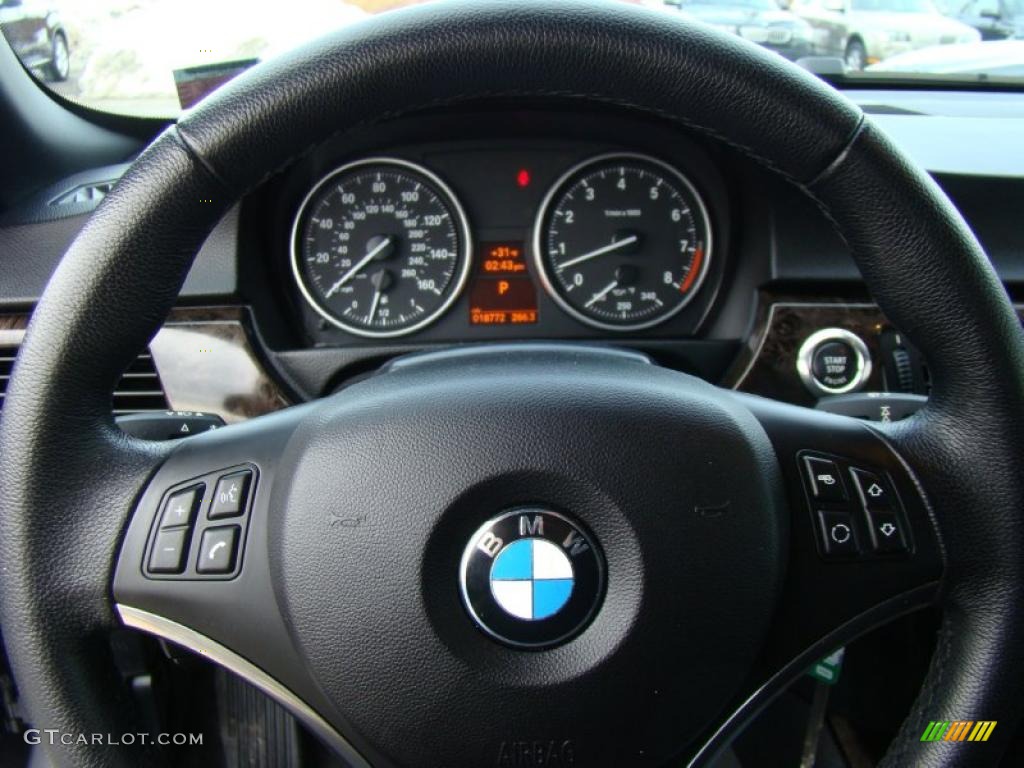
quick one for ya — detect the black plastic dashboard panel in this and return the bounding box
[0,204,241,307]
[771,172,1024,285]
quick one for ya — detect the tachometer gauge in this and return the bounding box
[533,153,712,331]
[291,158,471,338]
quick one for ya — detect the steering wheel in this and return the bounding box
[2,2,1023,766]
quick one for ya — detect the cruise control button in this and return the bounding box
[159,485,202,529]
[803,456,846,502]
[867,511,908,554]
[850,468,895,510]
[197,526,239,574]
[817,510,860,558]
[209,470,252,519]
[149,529,189,573]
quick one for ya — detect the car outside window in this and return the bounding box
[0,0,1020,118]
[851,0,938,12]
[688,0,780,8]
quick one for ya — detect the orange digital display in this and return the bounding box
[469,243,538,325]
[482,244,527,275]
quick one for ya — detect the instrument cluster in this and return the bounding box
[283,128,730,345]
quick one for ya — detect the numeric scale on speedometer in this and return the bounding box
[291,157,472,338]
[291,152,713,337]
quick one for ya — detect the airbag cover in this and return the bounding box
[269,347,784,766]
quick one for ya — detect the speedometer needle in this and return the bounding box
[325,236,393,298]
[557,234,639,271]
[585,280,618,308]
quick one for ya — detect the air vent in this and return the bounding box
[0,345,168,414]
[0,346,16,413]
[50,180,116,207]
[114,351,170,414]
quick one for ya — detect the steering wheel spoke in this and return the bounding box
[744,393,943,644]
[689,394,945,763]
[112,406,295,637]
[111,404,364,760]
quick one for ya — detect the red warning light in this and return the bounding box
[516,169,531,188]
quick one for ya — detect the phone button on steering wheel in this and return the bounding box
[197,526,240,574]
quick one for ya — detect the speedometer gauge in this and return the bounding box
[291,158,471,338]
[533,153,712,331]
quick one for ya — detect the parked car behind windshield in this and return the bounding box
[868,36,1024,72]
[664,0,816,60]
[790,0,980,68]
[941,0,1024,40]
[0,0,68,81]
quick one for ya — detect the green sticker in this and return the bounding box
[808,647,845,685]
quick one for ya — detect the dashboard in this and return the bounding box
[1,98,1022,422]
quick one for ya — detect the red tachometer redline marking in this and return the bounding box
[680,248,704,294]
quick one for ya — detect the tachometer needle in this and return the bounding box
[325,236,393,298]
[366,289,383,325]
[557,234,638,271]
[585,280,618,308]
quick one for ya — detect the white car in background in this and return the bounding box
[869,37,1024,74]
[790,0,981,69]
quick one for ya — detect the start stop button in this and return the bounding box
[797,328,872,396]
[813,341,856,388]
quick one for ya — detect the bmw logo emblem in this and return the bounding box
[459,509,605,648]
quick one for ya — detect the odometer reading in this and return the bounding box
[291,158,471,337]
[533,153,712,331]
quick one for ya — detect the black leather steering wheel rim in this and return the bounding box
[2,2,1023,766]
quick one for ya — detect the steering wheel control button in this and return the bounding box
[158,484,202,529]
[196,526,240,574]
[817,510,860,558]
[142,465,256,579]
[850,467,895,510]
[800,453,913,560]
[148,529,190,574]
[803,456,846,502]
[460,509,604,649]
[208,470,252,519]
[866,511,908,554]
[797,328,872,397]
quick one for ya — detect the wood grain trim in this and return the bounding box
[152,308,291,423]
[1,308,291,423]
[0,314,28,347]
[4,302,1023,417]
[731,300,1024,405]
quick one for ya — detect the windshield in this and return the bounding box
[0,0,1019,118]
